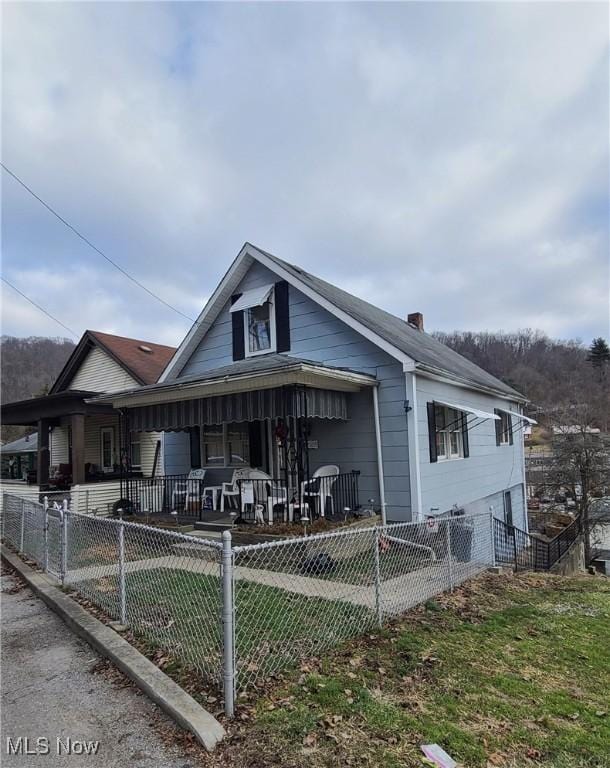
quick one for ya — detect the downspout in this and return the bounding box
[372,385,387,526]
[405,367,423,521]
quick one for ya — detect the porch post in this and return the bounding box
[71,413,86,485]
[372,387,387,526]
[37,418,51,487]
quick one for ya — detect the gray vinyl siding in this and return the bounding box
[179,261,411,521]
[50,424,70,466]
[51,416,162,477]
[416,375,526,523]
[163,431,191,476]
[460,483,526,530]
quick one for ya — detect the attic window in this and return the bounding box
[138,345,153,354]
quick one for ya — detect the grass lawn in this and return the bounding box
[217,572,610,768]
[73,567,375,688]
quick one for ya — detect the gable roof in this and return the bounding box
[160,243,525,401]
[51,330,176,393]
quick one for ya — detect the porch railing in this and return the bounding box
[493,515,581,571]
[120,470,361,523]
[122,474,207,519]
[236,470,360,524]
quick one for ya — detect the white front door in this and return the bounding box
[100,427,115,473]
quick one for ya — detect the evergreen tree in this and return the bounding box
[587,337,610,379]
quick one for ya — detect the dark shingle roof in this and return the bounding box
[257,246,524,400]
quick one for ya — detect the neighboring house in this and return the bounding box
[1,432,38,480]
[96,243,532,528]
[1,331,175,512]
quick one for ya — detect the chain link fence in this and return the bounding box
[231,512,494,691]
[1,492,495,714]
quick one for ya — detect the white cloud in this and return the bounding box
[1,1,608,347]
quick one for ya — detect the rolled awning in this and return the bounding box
[498,408,537,425]
[230,284,274,313]
[128,386,348,431]
[434,400,500,420]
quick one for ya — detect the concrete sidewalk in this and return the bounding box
[1,570,204,768]
[65,552,486,612]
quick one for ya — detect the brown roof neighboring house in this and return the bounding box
[88,331,175,386]
[50,330,175,393]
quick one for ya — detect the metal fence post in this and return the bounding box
[60,509,69,586]
[221,530,235,718]
[512,525,518,571]
[118,522,127,625]
[489,511,496,567]
[19,499,26,553]
[446,519,454,591]
[43,498,49,573]
[373,527,383,627]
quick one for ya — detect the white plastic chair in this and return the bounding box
[245,470,290,524]
[220,467,251,512]
[301,465,340,518]
[171,468,206,511]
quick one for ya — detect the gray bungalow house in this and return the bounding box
[96,243,532,529]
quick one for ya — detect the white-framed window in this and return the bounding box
[202,423,250,467]
[245,294,276,356]
[130,437,142,471]
[434,405,464,461]
[495,409,513,446]
[100,427,115,473]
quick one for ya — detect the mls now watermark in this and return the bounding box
[6,736,100,757]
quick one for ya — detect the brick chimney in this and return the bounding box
[407,312,424,331]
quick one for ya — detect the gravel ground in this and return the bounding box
[1,570,204,768]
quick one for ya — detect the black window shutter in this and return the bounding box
[508,414,514,445]
[189,427,201,468]
[231,294,245,361]
[461,413,470,458]
[494,409,502,445]
[427,402,437,463]
[275,281,290,353]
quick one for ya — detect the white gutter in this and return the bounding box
[405,368,423,521]
[413,365,528,404]
[372,386,387,526]
[89,364,377,408]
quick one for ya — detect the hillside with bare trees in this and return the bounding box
[434,329,609,430]
[1,336,75,442]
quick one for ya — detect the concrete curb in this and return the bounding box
[1,545,226,752]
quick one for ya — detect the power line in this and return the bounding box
[1,163,194,322]
[1,276,78,338]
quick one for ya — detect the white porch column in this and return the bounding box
[372,386,387,526]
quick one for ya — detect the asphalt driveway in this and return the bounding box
[1,570,202,767]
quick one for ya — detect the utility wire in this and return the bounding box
[1,276,78,339]
[1,163,194,322]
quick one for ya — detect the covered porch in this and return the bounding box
[0,390,162,514]
[97,356,382,526]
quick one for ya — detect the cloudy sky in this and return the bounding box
[2,1,608,348]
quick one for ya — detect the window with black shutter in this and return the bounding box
[231,293,245,361]
[428,402,469,461]
[495,409,513,446]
